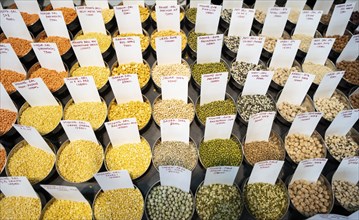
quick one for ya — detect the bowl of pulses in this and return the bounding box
[222,29,256,59]
[337,60,359,89]
[0,68,26,97]
[105,136,151,179]
[150,29,188,55]
[0,144,7,174]
[117,3,151,29]
[187,29,217,59]
[302,59,337,88]
[41,198,92,220]
[0,104,18,137]
[332,179,359,213]
[325,129,359,162]
[113,29,151,58]
[259,31,291,60]
[219,4,249,32]
[325,30,352,61]
[0,193,42,220]
[42,4,81,34]
[184,5,197,30]
[291,30,322,62]
[150,4,186,29]
[268,59,302,91]
[349,88,359,109]
[101,8,116,34]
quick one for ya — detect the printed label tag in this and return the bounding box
[0,177,38,198]
[32,43,66,72]
[113,37,143,64]
[288,112,323,137]
[290,158,328,184]
[262,7,290,38]
[39,11,70,39]
[76,6,106,34]
[204,115,235,142]
[228,8,254,37]
[105,118,141,147]
[109,74,143,104]
[0,9,32,41]
[195,4,222,34]
[293,10,323,36]
[269,40,300,69]
[197,34,223,64]
[248,160,284,185]
[71,40,105,67]
[0,43,27,74]
[41,185,88,203]
[314,71,344,100]
[64,76,101,103]
[161,76,188,103]
[325,110,359,137]
[242,71,273,95]
[204,166,239,185]
[60,120,98,143]
[200,72,228,106]
[94,170,134,191]
[326,3,355,36]
[159,166,191,193]
[114,5,142,34]
[236,36,265,64]
[161,119,190,144]
[246,112,275,143]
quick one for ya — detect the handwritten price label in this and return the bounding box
[161,119,189,144]
[159,166,191,193]
[0,177,38,198]
[290,158,328,184]
[204,115,235,141]
[94,170,134,191]
[61,120,98,143]
[105,118,141,146]
[248,160,284,185]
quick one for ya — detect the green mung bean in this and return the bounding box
[196,99,236,125]
[188,31,209,52]
[186,8,197,24]
[192,62,228,85]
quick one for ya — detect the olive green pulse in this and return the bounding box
[192,62,228,85]
[196,99,236,125]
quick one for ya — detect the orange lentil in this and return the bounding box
[20,12,39,26]
[38,36,71,55]
[54,7,77,24]
[29,68,68,92]
[0,109,17,136]
[1,37,32,57]
[0,147,6,172]
[0,70,26,93]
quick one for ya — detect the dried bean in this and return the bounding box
[151,63,190,88]
[196,99,236,125]
[333,180,359,212]
[337,60,359,85]
[29,68,68,92]
[221,9,232,23]
[271,66,302,86]
[292,34,313,52]
[315,91,349,121]
[224,36,240,53]
[1,37,32,57]
[0,195,41,220]
[277,102,310,122]
[325,135,359,161]
[42,199,92,220]
[350,93,359,109]
[326,35,350,52]
[255,10,266,23]
[231,61,267,86]
[237,94,276,122]
[0,69,26,93]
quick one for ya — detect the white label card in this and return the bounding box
[197,34,223,64]
[325,110,359,137]
[0,9,32,41]
[347,0,359,11]
[337,35,359,63]
[123,0,145,7]
[41,185,88,203]
[64,76,101,103]
[190,0,210,8]
[156,0,177,6]
[333,156,359,184]
[85,0,109,9]
[0,43,26,74]
[262,7,290,38]
[204,166,239,185]
[161,76,188,103]
[277,72,315,106]
[76,6,106,34]
[159,166,191,193]
[71,40,105,67]
[200,72,228,106]
[195,4,221,34]
[14,0,40,14]
[308,214,349,220]
[228,8,254,37]
[288,112,323,137]
[0,84,17,112]
[290,158,327,184]
[313,0,334,14]
[13,78,58,107]
[13,125,54,155]
[94,170,134,191]
[242,71,273,96]
[156,36,181,65]
[60,120,98,143]
[270,40,300,69]
[39,11,70,39]
[248,160,284,185]
[286,0,306,10]
[160,119,189,144]
[305,38,335,65]
[0,3,2,9]
[236,36,265,64]
[204,115,235,142]
[293,10,323,36]
[327,3,355,36]
[246,112,275,143]
[0,177,38,198]
[50,0,75,9]
[223,0,243,9]
[349,212,359,220]
[105,118,141,147]
[156,5,180,32]
[114,6,142,34]
[31,43,65,72]
[314,72,344,100]
[113,37,143,64]
[254,0,275,12]
[109,74,143,104]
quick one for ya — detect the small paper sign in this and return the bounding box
[71,40,105,67]
[50,0,75,9]
[254,0,275,12]
[13,78,58,107]
[293,10,323,37]
[159,166,191,193]
[105,118,141,147]
[228,8,254,37]
[204,166,239,185]
[41,185,88,203]
[277,72,315,106]
[326,3,355,36]
[236,36,265,64]
[94,170,134,191]
[0,3,3,9]
[332,156,359,184]
[31,43,66,72]
[325,110,359,137]
[0,9,32,41]
[39,11,70,39]
[0,177,38,198]
[0,43,26,74]
[269,40,300,69]
[0,84,17,112]
[262,7,290,38]
[314,72,344,100]
[156,0,177,6]
[313,0,334,15]
[14,0,40,14]
[337,35,359,63]
[190,0,210,8]
[305,38,335,65]
[61,120,98,143]
[347,0,359,11]
[223,0,243,9]
[349,211,359,220]
[123,0,145,7]
[286,0,306,10]
[113,37,142,64]
[161,76,188,103]
[156,5,180,32]
[200,72,228,106]
[109,74,143,104]
[160,119,190,144]
[64,76,101,103]
[195,4,221,34]
[246,112,275,143]
[242,71,273,95]
[156,36,181,65]
[76,6,106,34]
[197,34,223,64]
[85,0,109,9]
[308,214,349,220]
[248,160,284,185]
[114,5,142,34]
[204,115,235,142]
[13,125,54,155]
[290,158,328,184]
[288,112,323,137]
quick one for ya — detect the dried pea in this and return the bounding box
[71,65,110,89]
[325,135,359,161]
[151,30,187,50]
[75,32,111,53]
[192,62,228,85]
[42,199,92,220]
[0,195,41,220]
[333,180,359,212]
[112,62,150,88]
[196,99,236,125]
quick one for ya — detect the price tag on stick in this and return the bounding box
[61,120,98,143]
[332,156,359,184]
[32,43,66,72]
[0,177,38,198]
[314,71,344,101]
[204,166,239,186]
[71,40,105,67]
[159,166,191,193]
[325,110,359,137]
[64,76,101,103]
[248,160,284,185]
[0,43,26,74]
[290,158,328,184]
[114,5,142,34]
[228,8,254,37]
[39,11,70,39]
[94,170,134,191]
[293,10,323,37]
[197,34,223,64]
[262,7,290,38]
[236,36,265,64]
[326,3,355,36]
[204,115,235,142]
[41,185,88,203]
[109,74,143,104]
[195,4,222,34]
[105,118,141,147]
[246,112,275,143]
[156,36,181,65]
[50,0,75,9]
[160,119,190,144]
[0,84,17,112]
[76,6,107,34]
[269,40,300,69]
[305,38,335,65]
[242,71,273,95]
[0,9,33,41]
[288,112,323,137]
[113,37,143,64]
[156,5,180,32]
[200,72,228,106]
[337,35,359,63]
[161,76,188,103]
[14,0,41,14]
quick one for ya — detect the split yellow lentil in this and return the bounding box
[105,138,151,179]
[19,104,62,135]
[112,62,150,88]
[7,142,55,184]
[94,188,144,220]
[115,33,150,51]
[150,30,187,51]
[71,65,110,89]
[139,5,150,22]
[42,199,92,220]
[57,140,104,183]
[0,195,41,220]
[75,32,112,53]
[102,9,114,24]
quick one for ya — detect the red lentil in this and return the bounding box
[0,147,6,172]
[0,109,17,136]
[38,36,71,55]
[29,68,68,92]
[1,37,32,57]
[54,7,77,24]
[20,12,39,26]
[0,70,26,93]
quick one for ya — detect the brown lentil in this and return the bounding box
[150,30,187,51]
[102,9,114,24]
[1,37,32,57]
[277,102,310,122]
[112,62,150,88]
[337,60,359,85]
[0,147,6,172]
[333,180,359,212]
[326,35,350,52]
[0,69,26,93]
[42,199,92,220]
[71,66,110,89]
[52,7,77,24]
[38,36,71,55]
[115,33,150,51]
[151,63,191,88]
[0,109,17,136]
[350,93,359,109]
[0,195,41,220]
[75,32,112,53]
[325,135,359,161]
[302,62,334,84]
[270,66,302,86]
[153,99,194,125]
[29,68,68,92]
[20,12,39,26]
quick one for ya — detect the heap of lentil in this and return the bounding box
[105,138,151,179]
[150,30,187,51]
[57,140,103,183]
[196,184,242,220]
[102,9,114,24]
[186,8,197,24]
[112,62,150,88]
[0,69,26,93]
[224,35,240,53]
[151,9,185,22]
[115,33,150,51]
[0,147,6,172]
[270,66,302,86]
[153,141,197,170]
[237,94,276,122]
[196,99,236,125]
[192,62,228,85]
[200,138,242,168]
[94,188,144,220]
[332,180,359,212]
[29,67,68,92]
[42,199,92,220]
[51,7,77,24]
[231,61,267,86]
[337,60,359,85]
[245,182,288,220]
[325,135,359,161]
[1,37,32,57]
[188,31,209,51]
[0,109,17,135]
[153,99,194,125]
[139,5,150,22]
[302,62,334,84]
[38,36,71,55]
[20,12,39,26]
[277,101,311,122]
[71,65,110,89]
[0,195,41,220]
[75,32,111,53]
[151,63,191,88]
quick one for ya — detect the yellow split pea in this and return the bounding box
[0,195,41,220]
[42,199,92,220]
[112,62,151,89]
